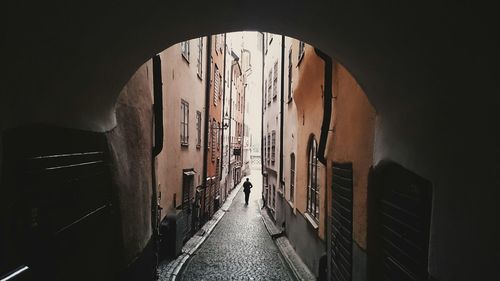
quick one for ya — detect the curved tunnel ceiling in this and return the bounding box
[2,0,497,182]
[1,1,474,130]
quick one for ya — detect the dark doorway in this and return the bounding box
[329,162,353,281]
[182,170,194,242]
[368,161,433,281]
[0,125,118,281]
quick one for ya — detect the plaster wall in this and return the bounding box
[325,62,376,280]
[207,34,224,179]
[326,62,376,249]
[156,38,207,220]
[292,43,327,240]
[263,34,283,218]
[284,203,327,276]
[282,36,297,207]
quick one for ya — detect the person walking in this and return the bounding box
[243,178,253,205]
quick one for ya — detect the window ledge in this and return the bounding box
[304,212,319,230]
[181,143,189,148]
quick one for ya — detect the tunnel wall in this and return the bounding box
[1,1,499,280]
[105,61,155,278]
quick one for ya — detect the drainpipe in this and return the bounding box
[153,54,164,158]
[203,36,212,213]
[220,34,227,183]
[314,47,333,246]
[260,32,265,177]
[279,35,285,196]
[260,32,266,207]
[228,52,239,188]
[151,54,163,274]
[314,48,332,165]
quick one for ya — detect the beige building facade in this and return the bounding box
[156,37,207,252]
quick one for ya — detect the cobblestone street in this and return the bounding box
[178,171,295,281]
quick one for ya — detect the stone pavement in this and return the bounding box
[174,171,296,281]
[157,174,243,281]
[260,208,316,281]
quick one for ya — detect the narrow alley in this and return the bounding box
[176,171,295,280]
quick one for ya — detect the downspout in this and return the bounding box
[151,54,163,273]
[220,34,227,182]
[228,59,234,188]
[314,48,332,165]
[260,32,265,176]
[279,35,285,194]
[203,36,212,200]
[260,32,266,207]
[314,47,333,246]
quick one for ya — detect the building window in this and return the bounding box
[181,40,190,62]
[288,48,293,102]
[214,64,220,105]
[298,41,305,63]
[272,184,276,209]
[237,93,241,112]
[273,61,278,99]
[267,70,272,104]
[271,130,276,165]
[181,100,189,146]
[267,134,271,165]
[264,80,267,110]
[263,137,266,166]
[290,153,295,203]
[211,118,216,162]
[197,38,203,78]
[217,122,221,150]
[196,111,202,148]
[307,137,319,220]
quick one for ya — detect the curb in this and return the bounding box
[259,206,316,281]
[157,181,244,281]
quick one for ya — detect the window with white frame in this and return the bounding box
[271,130,276,165]
[273,61,278,99]
[267,134,271,165]
[181,41,190,62]
[267,70,272,104]
[197,38,203,77]
[263,136,266,165]
[196,111,201,148]
[307,137,319,220]
[264,80,267,110]
[211,118,216,162]
[217,121,221,150]
[272,184,276,209]
[214,64,220,105]
[180,100,189,145]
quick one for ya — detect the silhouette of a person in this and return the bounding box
[243,178,253,205]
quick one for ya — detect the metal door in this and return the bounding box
[330,162,353,281]
[0,125,118,281]
[368,161,432,281]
